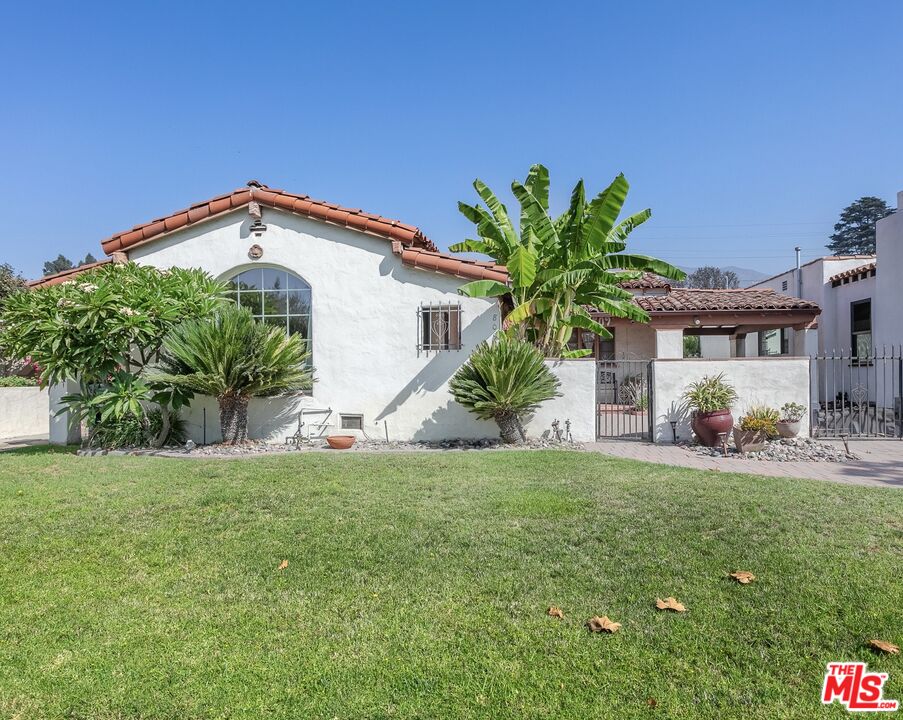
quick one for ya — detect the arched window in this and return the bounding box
[225,268,311,345]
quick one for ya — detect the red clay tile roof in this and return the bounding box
[618,272,672,290]
[395,246,508,284]
[26,259,113,289]
[828,261,876,284]
[631,288,820,313]
[100,181,438,255]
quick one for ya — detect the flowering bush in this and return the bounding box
[0,262,227,446]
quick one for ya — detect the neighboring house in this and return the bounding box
[29,180,823,444]
[746,190,902,357]
[742,190,903,436]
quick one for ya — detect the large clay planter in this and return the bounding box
[776,420,800,438]
[326,435,356,450]
[692,409,734,447]
[733,427,767,454]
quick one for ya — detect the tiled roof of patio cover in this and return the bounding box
[631,288,820,313]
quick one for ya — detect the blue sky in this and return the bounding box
[2,1,901,280]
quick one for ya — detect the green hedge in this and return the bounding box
[0,376,39,387]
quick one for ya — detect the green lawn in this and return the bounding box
[0,449,900,719]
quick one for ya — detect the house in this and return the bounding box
[33,181,505,444]
[743,190,903,437]
[30,180,823,445]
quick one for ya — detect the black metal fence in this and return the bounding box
[596,359,653,441]
[811,347,903,439]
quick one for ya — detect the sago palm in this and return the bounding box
[449,335,560,444]
[451,164,685,357]
[151,305,313,444]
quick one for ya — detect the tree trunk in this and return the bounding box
[495,410,526,444]
[149,405,171,448]
[219,394,250,445]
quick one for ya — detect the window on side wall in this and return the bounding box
[851,299,872,359]
[418,303,461,353]
[759,328,790,356]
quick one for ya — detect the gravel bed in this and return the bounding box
[77,436,586,458]
[685,437,854,463]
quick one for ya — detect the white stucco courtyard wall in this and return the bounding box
[0,387,49,440]
[521,360,596,442]
[650,357,810,443]
[127,206,504,443]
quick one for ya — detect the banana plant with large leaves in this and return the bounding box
[451,164,685,358]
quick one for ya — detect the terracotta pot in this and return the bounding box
[326,435,356,450]
[733,427,767,454]
[691,409,734,447]
[776,420,800,438]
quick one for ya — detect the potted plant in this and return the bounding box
[734,406,779,453]
[777,402,805,438]
[683,373,738,447]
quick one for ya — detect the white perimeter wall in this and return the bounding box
[128,207,504,443]
[0,387,49,440]
[650,358,810,443]
[522,360,596,442]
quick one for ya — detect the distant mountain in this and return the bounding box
[676,265,769,287]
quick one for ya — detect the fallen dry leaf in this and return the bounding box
[277,559,288,571]
[656,597,687,612]
[647,698,658,708]
[547,606,564,619]
[730,571,756,584]
[586,616,621,633]
[869,639,900,654]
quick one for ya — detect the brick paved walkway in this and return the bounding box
[585,439,903,489]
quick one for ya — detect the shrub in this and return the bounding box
[151,305,313,445]
[619,374,648,411]
[449,335,560,444]
[0,376,38,387]
[739,406,780,436]
[682,373,738,413]
[90,409,188,449]
[780,402,806,423]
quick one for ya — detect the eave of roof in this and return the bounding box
[748,255,876,288]
[828,261,877,284]
[100,181,438,255]
[395,245,508,284]
[26,259,113,289]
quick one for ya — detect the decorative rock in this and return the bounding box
[684,437,851,463]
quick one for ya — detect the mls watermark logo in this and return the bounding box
[821,662,898,712]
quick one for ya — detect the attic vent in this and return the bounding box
[782,280,788,292]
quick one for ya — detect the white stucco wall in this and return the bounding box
[875,191,903,351]
[650,357,810,443]
[521,360,596,442]
[0,387,49,440]
[654,329,684,359]
[127,207,501,443]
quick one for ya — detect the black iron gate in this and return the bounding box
[596,358,653,440]
[812,347,903,438]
